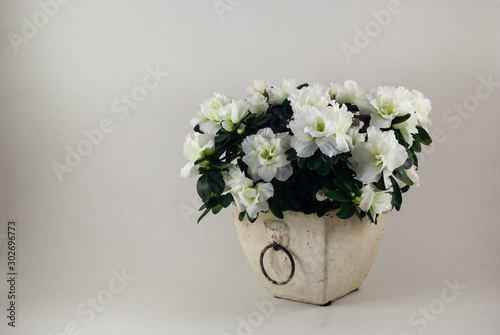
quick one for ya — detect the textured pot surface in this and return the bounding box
[233,206,386,305]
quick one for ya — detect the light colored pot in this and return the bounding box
[232,205,386,305]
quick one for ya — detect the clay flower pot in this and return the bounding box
[233,205,386,305]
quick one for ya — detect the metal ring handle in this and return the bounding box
[259,242,295,285]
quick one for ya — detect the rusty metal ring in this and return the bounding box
[259,242,295,285]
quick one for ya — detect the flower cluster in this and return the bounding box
[182,79,432,224]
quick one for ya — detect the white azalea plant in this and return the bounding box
[181,79,432,224]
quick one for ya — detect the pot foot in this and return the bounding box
[320,301,332,307]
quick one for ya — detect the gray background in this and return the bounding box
[0,0,499,334]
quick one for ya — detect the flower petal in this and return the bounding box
[180,161,197,178]
[275,164,293,182]
[258,165,277,182]
[291,136,317,158]
[199,120,221,135]
[257,182,274,200]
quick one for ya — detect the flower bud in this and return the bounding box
[237,123,246,134]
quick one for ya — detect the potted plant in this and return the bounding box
[181,79,432,305]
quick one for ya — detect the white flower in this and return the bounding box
[222,166,246,189]
[349,126,408,188]
[287,84,332,112]
[242,128,293,182]
[180,133,215,178]
[247,80,269,95]
[392,112,418,146]
[220,99,251,132]
[409,89,432,130]
[347,126,366,150]
[315,187,328,202]
[246,92,269,116]
[223,167,274,219]
[366,86,414,128]
[397,166,420,188]
[358,184,392,218]
[268,79,297,105]
[330,79,364,104]
[288,103,353,158]
[190,93,232,135]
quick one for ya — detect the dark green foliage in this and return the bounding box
[345,103,359,112]
[196,174,212,203]
[336,202,356,219]
[197,208,211,223]
[307,151,323,170]
[415,126,432,145]
[393,167,414,186]
[219,194,233,208]
[247,213,258,223]
[325,190,352,202]
[238,211,246,221]
[390,176,402,211]
[392,113,411,125]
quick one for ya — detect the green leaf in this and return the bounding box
[215,131,231,142]
[373,175,388,191]
[336,202,356,219]
[411,139,422,153]
[317,203,328,217]
[207,171,225,196]
[408,149,419,169]
[238,211,246,221]
[252,114,272,126]
[307,151,322,170]
[210,160,233,169]
[416,126,432,145]
[402,156,413,169]
[393,129,408,148]
[196,174,211,203]
[193,158,205,165]
[392,113,411,125]
[197,208,211,223]
[281,98,293,117]
[317,162,331,176]
[332,169,357,194]
[325,190,352,202]
[268,194,284,219]
[285,148,297,161]
[354,209,364,221]
[390,176,402,211]
[331,178,351,195]
[245,113,256,123]
[393,167,414,186]
[219,194,233,208]
[344,103,359,112]
[320,152,339,165]
[211,204,223,215]
[367,211,377,224]
[354,113,371,127]
[269,202,284,219]
[205,197,219,208]
[334,169,354,186]
[247,213,258,223]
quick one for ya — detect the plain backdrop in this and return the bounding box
[0,0,499,334]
